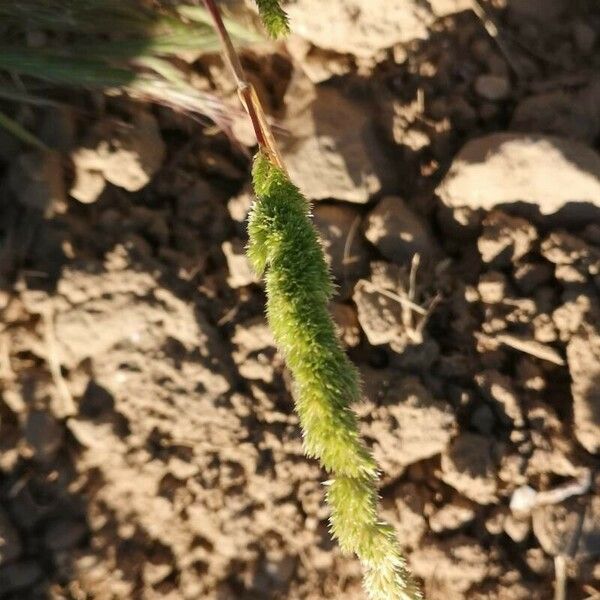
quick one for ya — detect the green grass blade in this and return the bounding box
[0,111,48,151]
[0,49,135,87]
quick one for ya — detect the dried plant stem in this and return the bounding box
[202,0,285,169]
[554,555,567,600]
[470,0,522,78]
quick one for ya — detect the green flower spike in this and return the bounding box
[254,0,290,38]
[248,152,423,600]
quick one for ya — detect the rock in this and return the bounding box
[429,498,476,533]
[227,185,254,224]
[232,319,277,383]
[330,303,361,348]
[429,0,473,16]
[0,561,43,594]
[313,203,369,299]
[353,277,399,346]
[282,87,392,203]
[511,83,600,144]
[504,514,530,543]
[103,112,165,190]
[364,196,440,263]
[436,133,600,225]
[222,239,258,289]
[566,330,600,454]
[525,404,580,478]
[54,305,151,368]
[0,507,22,565]
[499,453,528,487]
[474,75,511,102]
[43,519,87,551]
[67,418,123,450]
[69,162,106,204]
[477,211,537,268]
[477,272,507,304]
[71,111,165,197]
[485,506,508,535]
[286,0,431,59]
[541,231,600,281]
[24,410,63,463]
[476,370,524,428]
[382,483,427,549]
[363,377,456,481]
[353,264,423,354]
[525,547,553,576]
[410,535,491,595]
[553,295,594,342]
[281,59,318,130]
[396,127,430,152]
[441,433,499,505]
[286,39,353,84]
[8,150,65,212]
[143,561,173,587]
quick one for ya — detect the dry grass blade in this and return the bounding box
[0,0,260,139]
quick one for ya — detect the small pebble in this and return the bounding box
[504,514,531,543]
[478,271,507,304]
[222,240,258,289]
[510,485,537,516]
[475,74,511,102]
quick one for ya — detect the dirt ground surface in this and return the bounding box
[1,1,600,598]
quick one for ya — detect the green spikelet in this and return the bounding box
[253,0,289,38]
[248,152,423,600]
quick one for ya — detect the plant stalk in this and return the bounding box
[203,2,423,598]
[201,0,285,170]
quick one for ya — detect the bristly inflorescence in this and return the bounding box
[248,152,423,600]
[253,0,289,38]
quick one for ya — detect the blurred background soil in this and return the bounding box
[0,0,599,598]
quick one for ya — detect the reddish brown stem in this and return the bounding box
[202,0,285,170]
